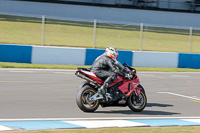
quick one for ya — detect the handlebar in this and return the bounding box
[114,61,136,73]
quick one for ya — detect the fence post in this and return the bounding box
[140,23,144,51]
[93,19,97,48]
[189,27,193,53]
[41,15,45,46]
[168,0,171,10]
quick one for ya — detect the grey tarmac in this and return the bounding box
[0,68,199,119]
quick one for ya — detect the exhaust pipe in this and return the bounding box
[75,71,101,88]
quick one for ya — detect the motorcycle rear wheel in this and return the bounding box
[77,81,89,92]
[76,86,99,112]
[127,91,147,112]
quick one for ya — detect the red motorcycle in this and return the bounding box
[75,61,147,112]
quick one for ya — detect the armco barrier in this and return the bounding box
[0,44,32,63]
[1,44,200,69]
[31,46,86,65]
[132,51,179,68]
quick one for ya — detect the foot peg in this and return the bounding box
[106,93,112,99]
[98,88,106,95]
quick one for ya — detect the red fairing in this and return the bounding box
[78,70,140,96]
[118,75,140,96]
[109,75,124,87]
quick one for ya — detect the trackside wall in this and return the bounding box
[0,44,32,63]
[31,46,86,65]
[178,53,200,69]
[0,44,200,69]
[132,51,179,68]
[85,48,133,66]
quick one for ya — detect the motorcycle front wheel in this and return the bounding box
[76,85,99,112]
[127,90,147,112]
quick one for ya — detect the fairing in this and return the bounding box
[78,69,141,97]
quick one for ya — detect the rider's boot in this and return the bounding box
[98,82,109,95]
[98,76,113,95]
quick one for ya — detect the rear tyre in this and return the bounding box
[77,81,89,92]
[76,86,99,112]
[127,91,147,112]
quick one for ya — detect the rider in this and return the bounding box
[91,46,129,95]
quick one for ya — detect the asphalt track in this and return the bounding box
[0,68,200,120]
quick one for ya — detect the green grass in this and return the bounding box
[0,62,90,70]
[1,62,200,72]
[1,15,200,71]
[5,126,200,133]
[0,14,200,53]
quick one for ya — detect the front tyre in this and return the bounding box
[127,91,147,112]
[76,86,99,112]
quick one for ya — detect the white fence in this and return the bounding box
[0,13,200,53]
[39,15,200,53]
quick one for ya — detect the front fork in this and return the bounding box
[134,87,142,98]
[126,83,141,98]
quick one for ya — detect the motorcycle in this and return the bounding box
[75,61,147,112]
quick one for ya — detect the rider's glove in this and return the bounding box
[114,69,125,77]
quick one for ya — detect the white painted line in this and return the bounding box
[157,92,200,101]
[182,119,200,124]
[0,125,13,131]
[1,117,200,121]
[63,120,148,128]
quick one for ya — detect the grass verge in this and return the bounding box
[5,126,200,133]
[1,14,200,53]
[0,62,90,70]
[1,62,200,72]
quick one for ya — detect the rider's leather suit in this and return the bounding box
[91,53,125,94]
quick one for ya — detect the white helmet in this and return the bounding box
[106,46,118,61]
